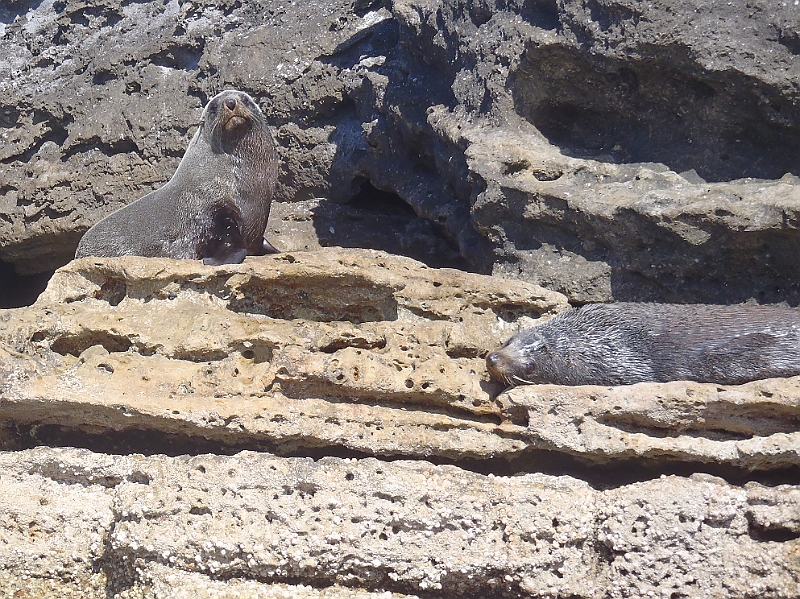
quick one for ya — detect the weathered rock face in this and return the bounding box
[1,0,800,597]
[0,250,798,597]
[1,0,798,304]
[3,448,799,599]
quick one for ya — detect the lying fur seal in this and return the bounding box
[486,303,800,387]
[75,89,279,265]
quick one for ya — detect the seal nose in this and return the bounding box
[486,352,501,369]
[224,97,237,111]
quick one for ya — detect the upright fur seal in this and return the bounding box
[75,90,279,265]
[486,303,800,387]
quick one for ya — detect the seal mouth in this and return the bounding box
[222,114,249,131]
[486,350,516,387]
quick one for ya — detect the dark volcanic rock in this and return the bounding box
[1,0,799,306]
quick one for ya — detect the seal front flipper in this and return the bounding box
[201,210,248,266]
[260,237,280,255]
[203,248,247,266]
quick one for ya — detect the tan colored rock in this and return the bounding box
[142,563,421,599]
[0,249,798,598]
[2,249,799,472]
[501,377,800,470]
[0,447,797,598]
[0,249,566,460]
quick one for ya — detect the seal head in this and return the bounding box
[75,89,279,265]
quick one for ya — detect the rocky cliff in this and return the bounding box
[0,0,798,597]
[2,0,799,305]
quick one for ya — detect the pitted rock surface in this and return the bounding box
[0,249,798,597]
[0,448,797,598]
[0,250,567,461]
[2,0,800,596]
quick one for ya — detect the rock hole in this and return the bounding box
[96,277,127,306]
[747,517,800,542]
[126,471,151,485]
[92,69,117,85]
[51,333,133,357]
[148,42,203,71]
[503,159,530,176]
[0,259,52,308]
[311,180,472,270]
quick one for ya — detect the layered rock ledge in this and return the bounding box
[1,249,798,597]
[1,0,799,596]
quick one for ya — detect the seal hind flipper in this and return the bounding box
[203,248,247,266]
[201,210,248,266]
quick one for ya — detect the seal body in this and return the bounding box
[75,90,279,265]
[486,303,800,387]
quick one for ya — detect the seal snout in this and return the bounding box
[486,349,518,387]
[221,94,252,131]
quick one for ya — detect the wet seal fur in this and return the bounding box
[486,303,800,387]
[75,90,279,265]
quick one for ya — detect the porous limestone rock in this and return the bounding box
[0,447,797,598]
[0,250,565,460]
[1,0,800,595]
[0,250,798,597]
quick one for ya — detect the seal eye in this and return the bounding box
[225,97,237,111]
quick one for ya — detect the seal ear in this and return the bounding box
[201,209,248,266]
